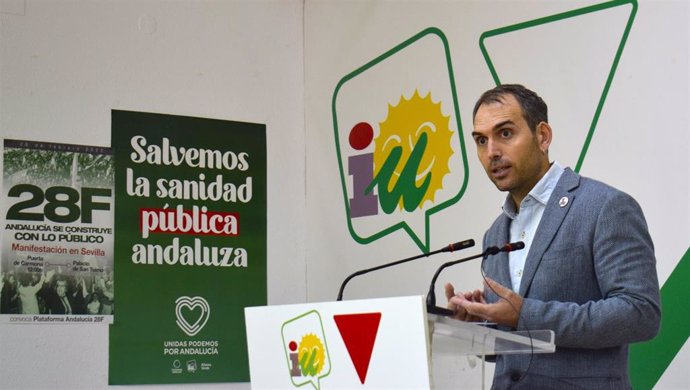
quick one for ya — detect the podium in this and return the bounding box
[245,295,554,389]
[428,312,555,389]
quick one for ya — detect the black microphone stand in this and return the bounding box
[336,239,474,301]
[425,246,499,316]
[426,242,524,316]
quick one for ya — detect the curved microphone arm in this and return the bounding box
[425,249,495,315]
[426,242,524,316]
[336,239,474,301]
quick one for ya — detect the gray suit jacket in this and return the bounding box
[482,168,660,390]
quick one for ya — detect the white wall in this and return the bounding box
[1,0,688,389]
[0,0,305,389]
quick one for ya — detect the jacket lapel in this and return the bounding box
[491,214,512,289]
[518,168,580,297]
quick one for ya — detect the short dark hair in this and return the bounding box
[472,84,548,132]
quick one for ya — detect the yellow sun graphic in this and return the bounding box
[373,90,454,208]
[298,333,325,375]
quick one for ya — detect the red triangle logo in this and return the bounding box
[333,312,382,384]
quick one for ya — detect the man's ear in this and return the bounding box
[536,121,553,153]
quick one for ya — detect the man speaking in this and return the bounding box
[445,84,660,389]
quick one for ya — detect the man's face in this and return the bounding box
[57,280,67,297]
[472,94,551,206]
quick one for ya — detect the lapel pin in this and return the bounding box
[559,196,569,207]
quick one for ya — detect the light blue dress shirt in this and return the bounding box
[501,161,564,292]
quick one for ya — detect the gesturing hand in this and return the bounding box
[444,282,485,322]
[448,278,523,328]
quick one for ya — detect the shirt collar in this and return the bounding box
[501,161,565,219]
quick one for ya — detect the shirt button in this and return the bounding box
[517,269,523,277]
[520,231,526,239]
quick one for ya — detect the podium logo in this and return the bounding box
[332,27,468,252]
[175,296,210,337]
[281,310,332,390]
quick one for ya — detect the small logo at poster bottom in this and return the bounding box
[171,359,182,374]
[175,296,210,336]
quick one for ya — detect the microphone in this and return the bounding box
[488,241,525,255]
[336,239,475,301]
[426,241,525,316]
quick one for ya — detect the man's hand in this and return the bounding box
[448,278,523,328]
[444,282,485,322]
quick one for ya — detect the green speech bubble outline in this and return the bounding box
[479,0,638,173]
[331,27,469,253]
[281,310,332,390]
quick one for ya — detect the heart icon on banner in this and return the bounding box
[175,296,211,337]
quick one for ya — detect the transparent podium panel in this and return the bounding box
[428,313,555,357]
[428,314,556,389]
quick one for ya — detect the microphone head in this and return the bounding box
[501,241,525,252]
[443,239,475,253]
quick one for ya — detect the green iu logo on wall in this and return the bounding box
[332,28,469,253]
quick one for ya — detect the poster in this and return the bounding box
[108,110,267,384]
[0,139,114,324]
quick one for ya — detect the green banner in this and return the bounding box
[108,110,266,384]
